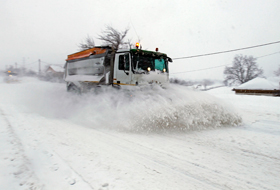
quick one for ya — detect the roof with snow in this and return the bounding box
[47,66,64,73]
[235,77,279,90]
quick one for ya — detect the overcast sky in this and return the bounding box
[1,0,280,80]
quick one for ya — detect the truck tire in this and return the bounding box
[67,84,81,94]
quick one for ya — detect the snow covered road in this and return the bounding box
[1,78,280,190]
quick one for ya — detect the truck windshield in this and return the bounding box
[132,55,168,73]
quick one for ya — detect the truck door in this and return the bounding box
[114,53,132,85]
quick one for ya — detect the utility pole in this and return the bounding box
[39,59,41,74]
[22,57,25,69]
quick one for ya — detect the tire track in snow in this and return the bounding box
[0,108,44,190]
[92,128,272,190]
[159,133,277,190]
[44,121,273,190]
[53,151,95,190]
[162,129,280,164]
[0,107,96,190]
[86,130,226,189]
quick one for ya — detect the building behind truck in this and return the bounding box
[64,44,172,93]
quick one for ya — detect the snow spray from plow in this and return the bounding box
[9,79,242,132]
[67,85,242,132]
[115,86,242,132]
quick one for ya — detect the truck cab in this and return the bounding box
[113,48,171,86]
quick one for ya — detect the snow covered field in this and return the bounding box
[0,77,279,190]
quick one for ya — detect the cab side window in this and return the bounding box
[119,54,129,70]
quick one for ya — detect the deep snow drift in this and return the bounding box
[0,77,279,190]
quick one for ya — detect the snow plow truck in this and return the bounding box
[64,43,172,93]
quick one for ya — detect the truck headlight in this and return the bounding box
[147,67,151,72]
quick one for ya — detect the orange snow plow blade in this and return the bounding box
[66,47,107,61]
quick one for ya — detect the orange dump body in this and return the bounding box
[66,47,107,61]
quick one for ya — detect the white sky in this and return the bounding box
[1,0,280,80]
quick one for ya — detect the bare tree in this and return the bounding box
[78,35,95,51]
[274,65,280,76]
[224,54,263,85]
[98,26,130,50]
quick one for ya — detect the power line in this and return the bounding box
[171,51,280,74]
[24,61,38,66]
[173,40,280,60]
[256,51,280,59]
[41,61,63,66]
[130,20,140,42]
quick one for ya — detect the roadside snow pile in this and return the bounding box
[0,77,242,132]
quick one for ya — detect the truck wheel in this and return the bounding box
[67,85,81,94]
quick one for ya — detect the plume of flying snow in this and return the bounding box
[2,77,242,133]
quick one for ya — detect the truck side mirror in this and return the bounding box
[167,57,173,62]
